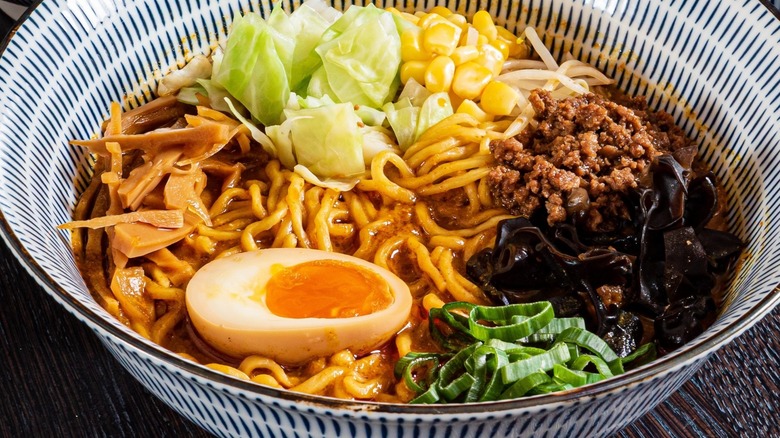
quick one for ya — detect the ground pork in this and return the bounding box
[489,89,694,231]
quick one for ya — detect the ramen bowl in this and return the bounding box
[1,0,779,436]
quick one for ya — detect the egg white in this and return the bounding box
[185,248,413,365]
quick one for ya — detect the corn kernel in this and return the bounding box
[460,25,479,46]
[418,12,448,29]
[423,21,462,56]
[386,7,402,16]
[472,11,498,41]
[479,81,520,116]
[490,38,510,59]
[477,43,505,76]
[496,26,517,41]
[456,99,494,122]
[429,6,452,17]
[401,28,430,62]
[424,56,456,93]
[451,45,479,65]
[400,61,429,84]
[477,34,489,46]
[452,62,492,100]
[447,13,468,29]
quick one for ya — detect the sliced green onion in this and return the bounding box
[396,353,441,393]
[397,301,643,404]
[499,371,551,399]
[468,302,555,341]
[569,354,613,377]
[553,363,587,386]
[499,342,570,384]
[554,327,619,363]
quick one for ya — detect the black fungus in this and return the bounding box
[468,153,744,357]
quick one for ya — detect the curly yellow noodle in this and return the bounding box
[464,181,482,216]
[151,301,185,345]
[212,206,254,227]
[395,331,413,358]
[285,174,311,248]
[312,189,339,251]
[406,238,446,292]
[205,364,250,380]
[437,249,485,304]
[417,168,492,196]
[369,150,416,204]
[264,160,287,212]
[416,146,476,176]
[405,137,461,169]
[208,187,248,218]
[328,223,355,238]
[291,367,348,394]
[422,293,446,312]
[240,201,289,251]
[248,183,267,219]
[343,191,370,227]
[251,374,284,388]
[415,201,513,238]
[352,217,393,260]
[372,233,409,269]
[239,356,294,387]
[196,224,242,241]
[428,235,466,250]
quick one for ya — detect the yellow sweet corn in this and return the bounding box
[398,9,527,105]
[451,45,479,65]
[456,99,494,122]
[480,81,520,116]
[423,21,462,56]
[476,43,506,76]
[490,38,510,59]
[424,56,455,92]
[447,13,468,29]
[401,28,430,62]
[418,12,448,29]
[472,11,498,41]
[497,27,527,57]
[452,62,492,100]
[429,6,453,17]
[401,60,428,84]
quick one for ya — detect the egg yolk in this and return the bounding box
[265,260,394,318]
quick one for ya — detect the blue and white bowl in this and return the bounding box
[1,1,779,436]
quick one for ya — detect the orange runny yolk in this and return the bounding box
[265,260,393,318]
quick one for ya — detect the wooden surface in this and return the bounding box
[1,6,779,438]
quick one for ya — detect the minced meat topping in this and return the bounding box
[488,89,694,231]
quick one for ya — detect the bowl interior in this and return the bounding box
[1,0,780,408]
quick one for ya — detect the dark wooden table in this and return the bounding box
[2,5,779,438]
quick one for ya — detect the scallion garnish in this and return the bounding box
[396,301,654,403]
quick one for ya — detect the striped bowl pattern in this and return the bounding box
[1,0,779,436]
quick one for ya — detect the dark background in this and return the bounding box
[2,3,779,437]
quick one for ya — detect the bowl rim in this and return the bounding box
[1,0,780,416]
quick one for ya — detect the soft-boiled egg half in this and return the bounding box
[185,248,413,365]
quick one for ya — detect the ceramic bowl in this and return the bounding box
[1,0,779,436]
